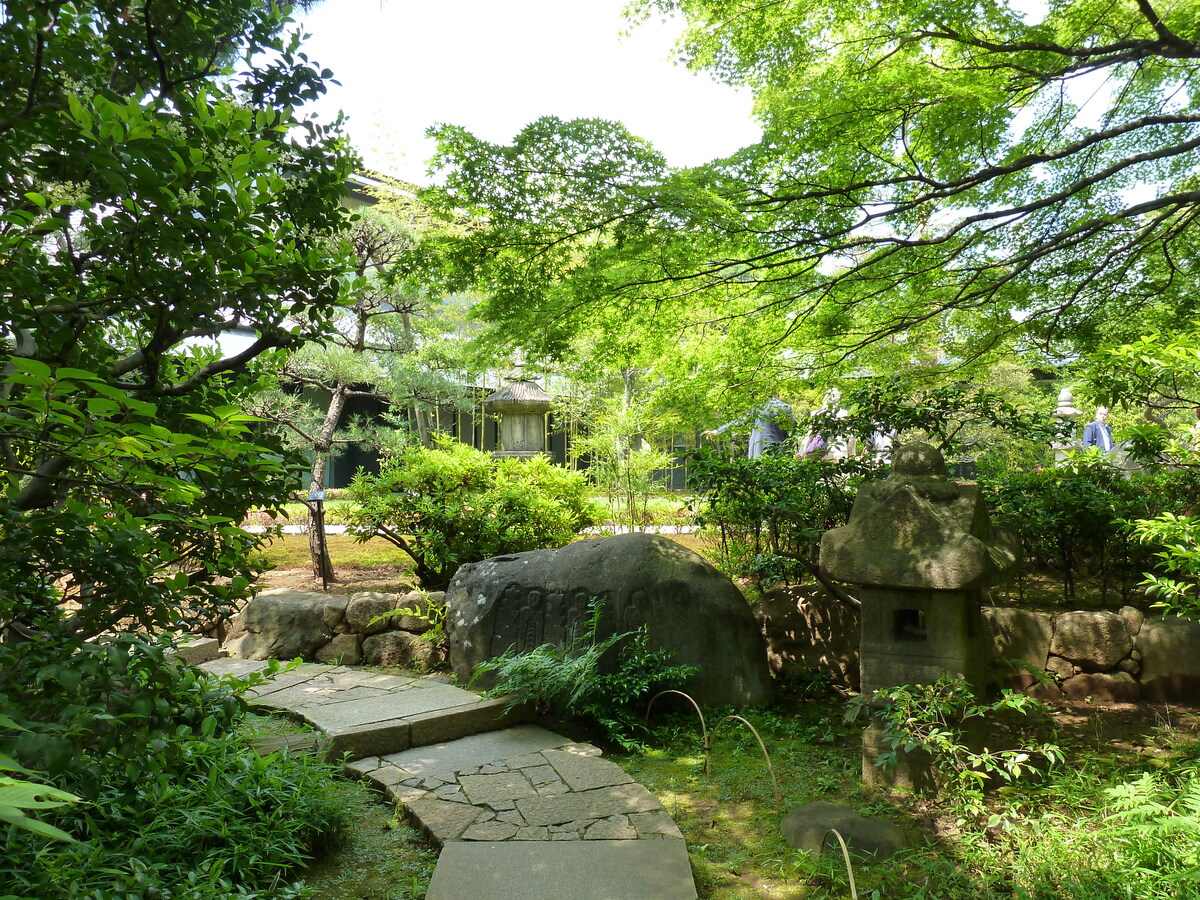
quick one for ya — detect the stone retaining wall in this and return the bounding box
[755,586,1200,702]
[221,588,446,671]
[985,606,1200,703]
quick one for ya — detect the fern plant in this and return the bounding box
[1103,764,1200,889]
[470,598,697,749]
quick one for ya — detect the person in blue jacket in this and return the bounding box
[1081,406,1114,453]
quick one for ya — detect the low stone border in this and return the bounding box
[986,606,1200,702]
[221,588,446,671]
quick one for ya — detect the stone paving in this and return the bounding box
[347,725,683,844]
[201,657,697,899]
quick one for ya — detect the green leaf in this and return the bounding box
[0,806,77,843]
[6,357,52,379]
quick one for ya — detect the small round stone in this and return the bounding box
[891,442,944,477]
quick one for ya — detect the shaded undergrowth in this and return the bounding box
[614,683,1200,900]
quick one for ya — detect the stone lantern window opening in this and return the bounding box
[893,608,928,642]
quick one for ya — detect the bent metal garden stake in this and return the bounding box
[646,690,781,811]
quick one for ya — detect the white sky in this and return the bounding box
[295,0,761,185]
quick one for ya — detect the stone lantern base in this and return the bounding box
[861,717,937,791]
[858,586,989,698]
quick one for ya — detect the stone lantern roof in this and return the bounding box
[819,443,1019,590]
[484,378,552,414]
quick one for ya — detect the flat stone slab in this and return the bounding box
[515,783,664,827]
[171,637,220,665]
[426,840,697,900]
[198,660,502,758]
[298,683,479,731]
[200,658,270,679]
[350,725,588,783]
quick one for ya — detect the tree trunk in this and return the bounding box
[307,383,349,583]
[399,309,433,447]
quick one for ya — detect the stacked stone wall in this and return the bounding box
[984,606,1200,702]
[221,588,446,671]
[757,586,1200,702]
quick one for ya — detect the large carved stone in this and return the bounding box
[444,533,773,707]
[820,444,1019,698]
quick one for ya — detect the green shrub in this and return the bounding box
[980,459,1200,603]
[345,437,598,588]
[687,449,884,585]
[0,637,346,900]
[848,676,1063,824]
[471,599,697,749]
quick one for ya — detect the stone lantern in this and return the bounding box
[484,372,552,459]
[819,443,1020,785]
[1052,387,1082,463]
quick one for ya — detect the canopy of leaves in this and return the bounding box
[0,0,353,642]
[427,1,1200,372]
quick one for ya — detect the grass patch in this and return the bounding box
[238,713,439,900]
[615,695,865,899]
[255,534,415,573]
[295,780,438,900]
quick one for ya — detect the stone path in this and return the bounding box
[201,659,698,899]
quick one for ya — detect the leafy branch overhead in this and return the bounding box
[426,0,1200,366]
